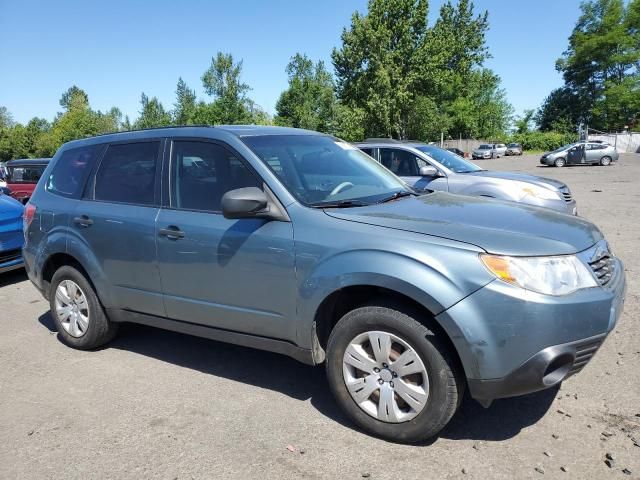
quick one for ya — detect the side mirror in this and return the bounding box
[419,165,439,177]
[221,187,269,219]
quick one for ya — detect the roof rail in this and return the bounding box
[89,124,216,138]
[363,138,401,143]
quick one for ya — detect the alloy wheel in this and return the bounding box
[342,330,429,423]
[55,280,90,338]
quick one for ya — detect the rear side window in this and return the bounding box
[46,146,98,197]
[94,142,160,206]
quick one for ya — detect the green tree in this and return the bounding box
[173,77,197,125]
[514,109,536,134]
[36,87,122,156]
[332,0,430,139]
[133,93,172,129]
[333,0,509,140]
[275,53,337,132]
[0,106,15,129]
[199,52,254,124]
[59,85,89,111]
[535,87,581,133]
[555,0,640,130]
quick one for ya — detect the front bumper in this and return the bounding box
[472,153,491,159]
[436,253,626,402]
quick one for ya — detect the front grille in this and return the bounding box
[589,253,615,286]
[566,337,604,377]
[0,248,21,264]
[559,187,573,202]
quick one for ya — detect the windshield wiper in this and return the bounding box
[376,190,415,204]
[458,169,486,173]
[311,199,369,209]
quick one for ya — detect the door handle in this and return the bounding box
[73,215,93,227]
[158,226,185,239]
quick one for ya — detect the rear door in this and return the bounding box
[585,143,603,163]
[155,138,297,342]
[71,140,165,317]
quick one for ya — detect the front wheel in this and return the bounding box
[554,157,566,167]
[600,156,612,166]
[326,304,463,443]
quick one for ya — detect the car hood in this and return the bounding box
[473,149,491,154]
[324,192,601,256]
[465,170,567,190]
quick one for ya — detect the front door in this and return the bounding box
[379,147,447,191]
[155,139,297,342]
[567,144,585,164]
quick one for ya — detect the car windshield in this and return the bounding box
[7,164,46,183]
[415,145,483,173]
[508,143,519,147]
[242,135,411,207]
[551,143,576,153]
[478,144,492,149]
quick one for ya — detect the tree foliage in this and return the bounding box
[331,0,511,140]
[275,54,337,132]
[134,93,172,129]
[547,0,640,131]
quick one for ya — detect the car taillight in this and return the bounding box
[23,202,36,233]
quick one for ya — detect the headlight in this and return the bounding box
[481,254,597,295]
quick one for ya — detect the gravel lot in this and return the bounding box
[1,153,638,479]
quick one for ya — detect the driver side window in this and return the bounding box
[170,141,261,213]
[379,148,422,176]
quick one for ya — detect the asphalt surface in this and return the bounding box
[1,153,639,479]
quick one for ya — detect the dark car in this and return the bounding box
[5,158,50,203]
[24,126,625,443]
[0,188,24,273]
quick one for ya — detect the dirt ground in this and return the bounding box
[0,153,638,479]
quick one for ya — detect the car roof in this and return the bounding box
[60,125,325,150]
[6,158,51,166]
[354,140,429,148]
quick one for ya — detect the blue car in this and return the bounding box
[0,189,24,273]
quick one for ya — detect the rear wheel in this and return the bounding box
[600,156,612,166]
[49,265,118,349]
[326,304,463,443]
[554,157,566,167]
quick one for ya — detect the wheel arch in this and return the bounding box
[311,284,467,386]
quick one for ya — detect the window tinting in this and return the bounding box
[7,164,46,183]
[171,141,260,212]
[94,142,159,205]
[46,145,98,197]
[360,147,374,157]
[379,148,423,176]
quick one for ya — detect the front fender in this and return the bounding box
[297,249,492,353]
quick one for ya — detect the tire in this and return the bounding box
[49,265,118,349]
[326,304,463,443]
[600,156,612,166]
[554,157,566,167]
